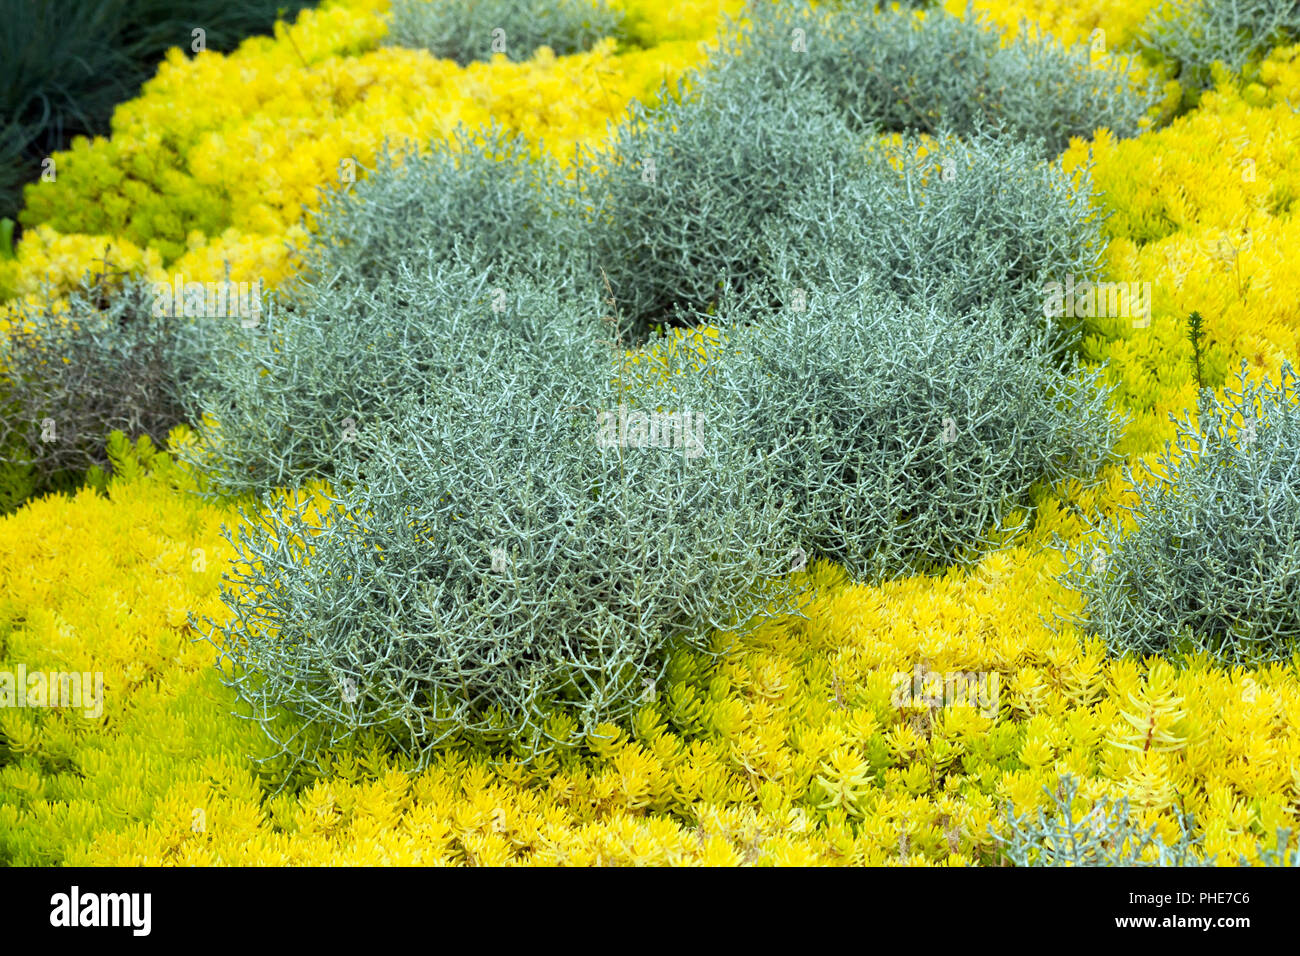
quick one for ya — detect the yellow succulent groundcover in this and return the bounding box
[2,0,1300,866]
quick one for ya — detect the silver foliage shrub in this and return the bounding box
[650,284,1122,582]
[294,125,590,297]
[766,130,1107,346]
[385,0,625,65]
[183,128,599,495]
[583,80,863,338]
[202,309,793,770]
[1061,363,1300,666]
[710,1,1160,155]
[0,275,197,509]
[181,267,606,495]
[590,65,1107,341]
[1140,0,1300,100]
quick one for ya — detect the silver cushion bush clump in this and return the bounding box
[385,0,626,65]
[295,125,591,297]
[201,278,1122,766]
[583,80,864,338]
[194,119,1109,498]
[0,275,200,510]
[710,1,1161,155]
[649,284,1122,582]
[767,130,1107,340]
[1062,363,1300,666]
[203,313,793,771]
[184,127,601,495]
[587,83,1108,342]
[181,267,607,495]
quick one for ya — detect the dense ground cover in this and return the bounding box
[2,0,1300,867]
[0,0,320,225]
